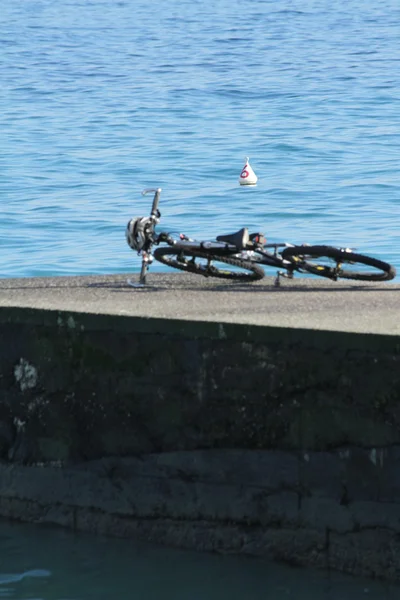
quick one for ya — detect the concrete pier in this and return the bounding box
[0,272,398,334]
[0,273,399,580]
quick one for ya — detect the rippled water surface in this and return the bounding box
[1,0,399,278]
[1,520,400,600]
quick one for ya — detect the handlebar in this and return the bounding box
[142,188,162,219]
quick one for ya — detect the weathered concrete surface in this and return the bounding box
[0,272,398,334]
[0,273,399,580]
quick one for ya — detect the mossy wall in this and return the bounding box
[1,307,400,580]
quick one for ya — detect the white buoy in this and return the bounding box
[239,157,258,186]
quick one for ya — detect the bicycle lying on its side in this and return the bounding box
[125,188,397,286]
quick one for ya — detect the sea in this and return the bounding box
[1,0,399,280]
[1,519,400,600]
[1,0,400,596]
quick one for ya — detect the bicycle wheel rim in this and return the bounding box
[282,245,396,282]
[153,247,265,281]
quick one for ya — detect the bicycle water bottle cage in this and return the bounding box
[216,227,250,250]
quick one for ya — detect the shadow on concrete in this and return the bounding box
[0,275,398,295]
[82,283,399,295]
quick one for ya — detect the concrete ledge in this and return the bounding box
[0,274,399,580]
[0,272,399,334]
[1,303,399,351]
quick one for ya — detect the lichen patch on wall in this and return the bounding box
[14,358,38,392]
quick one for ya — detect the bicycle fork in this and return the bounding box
[139,252,155,284]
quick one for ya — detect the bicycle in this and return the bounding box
[125,188,397,286]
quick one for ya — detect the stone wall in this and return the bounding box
[0,307,400,580]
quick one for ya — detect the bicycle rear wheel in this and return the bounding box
[153,247,265,281]
[282,245,396,281]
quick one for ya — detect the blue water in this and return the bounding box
[1,519,400,600]
[1,0,399,279]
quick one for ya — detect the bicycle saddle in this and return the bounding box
[216,227,250,250]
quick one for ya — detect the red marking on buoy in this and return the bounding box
[239,156,257,185]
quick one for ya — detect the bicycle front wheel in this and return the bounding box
[282,245,396,282]
[153,247,265,281]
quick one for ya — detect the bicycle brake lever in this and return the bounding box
[141,188,161,196]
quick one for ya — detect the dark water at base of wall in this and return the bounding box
[0,519,399,600]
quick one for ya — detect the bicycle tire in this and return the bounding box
[153,247,265,281]
[282,245,396,282]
